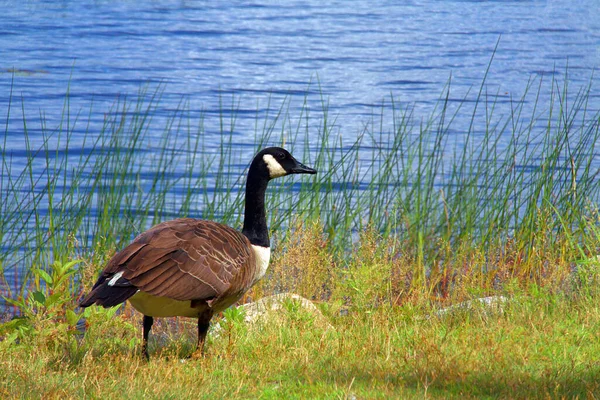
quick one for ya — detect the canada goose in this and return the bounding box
[79,147,317,358]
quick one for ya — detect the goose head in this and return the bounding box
[252,147,317,179]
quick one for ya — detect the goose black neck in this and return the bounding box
[241,171,270,248]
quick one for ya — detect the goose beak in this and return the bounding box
[290,160,317,175]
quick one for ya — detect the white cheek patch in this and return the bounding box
[251,245,271,283]
[263,154,287,178]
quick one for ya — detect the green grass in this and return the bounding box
[1,258,600,399]
[1,68,600,398]
[2,218,600,398]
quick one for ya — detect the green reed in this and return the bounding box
[1,70,600,300]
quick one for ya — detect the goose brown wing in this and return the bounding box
[103,218,255,301]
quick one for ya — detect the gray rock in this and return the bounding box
[430,295,509,319]
[241,293,325,324]
[211,293,334,336]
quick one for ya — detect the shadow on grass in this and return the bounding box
[321,364,600,398]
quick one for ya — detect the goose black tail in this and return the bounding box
[79,277,138,308]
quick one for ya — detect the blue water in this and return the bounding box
[2,1,599,139]
[1,1,600,308]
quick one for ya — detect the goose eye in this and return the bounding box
[277,152,285,160]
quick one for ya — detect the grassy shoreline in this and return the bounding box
[1,245,599,398]
[1,73,599,293]
[1,72,600,397]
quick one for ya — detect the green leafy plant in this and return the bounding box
[1,259,82,350]
[0,258,140,359]
[220,306,248,356]
[79,305,140,357]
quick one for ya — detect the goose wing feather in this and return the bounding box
[101,218,255,301]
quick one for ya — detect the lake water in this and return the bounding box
[1,0,600,309]
[2,1,599,142]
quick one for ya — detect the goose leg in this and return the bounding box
[142,315,154,359]
[196,310,213,356]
